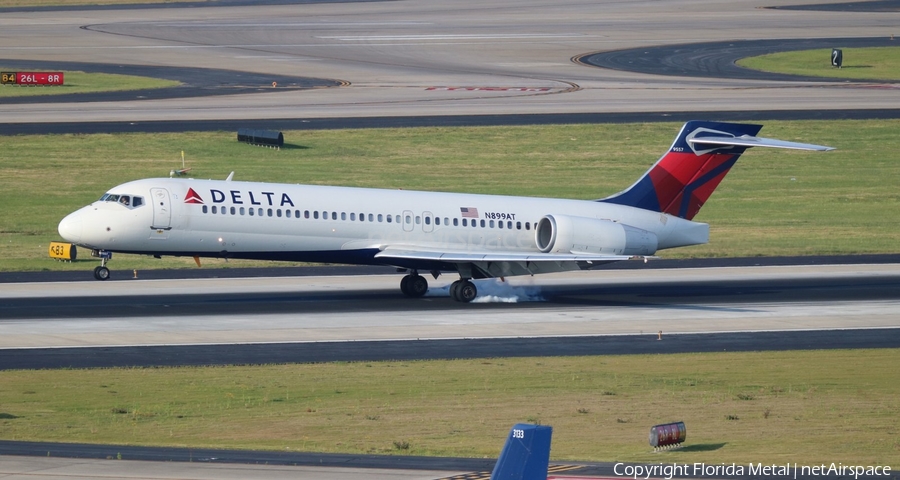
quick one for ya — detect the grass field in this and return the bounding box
[1,350,897,465]
[1,120,898,272]
[737,46,900,82]
[0,70,180,98]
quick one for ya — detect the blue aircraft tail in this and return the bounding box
[490,423,553,480]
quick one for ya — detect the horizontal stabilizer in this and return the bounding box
[689,135,834,151]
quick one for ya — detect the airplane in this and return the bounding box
[491,423,552,480]
[57,121,833,302]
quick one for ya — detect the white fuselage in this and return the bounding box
[58,177,709,267]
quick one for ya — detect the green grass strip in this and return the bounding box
[737,46,900,81]
[2,120,898,272]
[0,70,180,98]
[1,349,898,465]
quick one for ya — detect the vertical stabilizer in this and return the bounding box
[599,121,762,220]
[490,424,553,480]
[598,121,832,220]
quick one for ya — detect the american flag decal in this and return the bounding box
[460,207,479,218]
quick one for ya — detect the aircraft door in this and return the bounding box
[402,210,414,232]
[149,188,172,239]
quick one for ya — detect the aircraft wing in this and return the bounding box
[374,246,647,277]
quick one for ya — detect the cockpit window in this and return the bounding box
[99,193,144,208]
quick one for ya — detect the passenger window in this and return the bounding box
[212,206,218,214]
[490,220,495,228]
[516,221,521,230]
[267,209,273,217]
[286,210,292,218]
[395,215,400,223]
[525,222,530,230]
[202,205,208,214]
[378,214,383,222]
[453,218,459,226]
[332,212,337,220]
[295,210,300,218]
[425,217,431,225]
[240,207,245,215]
[258,208,263,216]
[277,209,282,218]
[360,213,365,221]
[341,212,347,221]
[405,215,411,224]
[229,207,235,215]
[462,219,467,227]
[386,215,392,223]
[368,214,374,222]
[498,221,503,229]
[350,213,356,221]
[249,208,254,216]
[314,211,319,219]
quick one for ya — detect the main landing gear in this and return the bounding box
[449,279,477,303]
[400,272,429,298]
[398,271,478,303]
[92,250,112,281]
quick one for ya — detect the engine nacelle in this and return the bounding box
[535,214,658,255]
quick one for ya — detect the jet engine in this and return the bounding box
[535,214,658,255]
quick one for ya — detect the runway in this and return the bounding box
[2,264,899,366]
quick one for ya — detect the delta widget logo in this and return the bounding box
[184,188,204,204]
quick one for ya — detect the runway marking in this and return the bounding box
[316,34,597,41]
[435,464,583,480]
[138,22,434,27]
[426,87,553,92]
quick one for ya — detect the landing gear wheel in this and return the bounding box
[452,280,477,303]
[449,280,462,300]
[400,275,411,295]
[93,266,110,281]
[401,274,428,298]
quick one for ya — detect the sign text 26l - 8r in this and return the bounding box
[1,72,64,85]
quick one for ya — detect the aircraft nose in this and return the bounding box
[58,212,83,244]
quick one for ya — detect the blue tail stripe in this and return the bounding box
[490,424,552,480]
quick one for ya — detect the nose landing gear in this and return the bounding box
[91,250,112,281]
